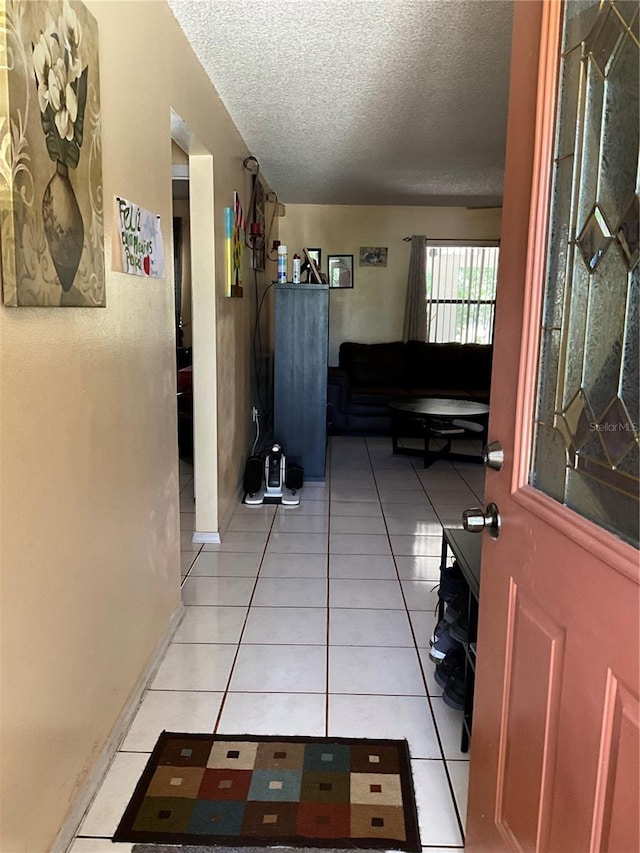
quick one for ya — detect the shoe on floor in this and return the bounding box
[442,666,465,711]
[429,624,463,663]
[449,609,469,644]
[443,588,469,625]
[438,559,466,603]
[434,647,465,689]
[429,616,448,646]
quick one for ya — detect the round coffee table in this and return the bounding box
[388,397,489,468]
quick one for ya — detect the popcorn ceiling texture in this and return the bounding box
[167,0,513,206]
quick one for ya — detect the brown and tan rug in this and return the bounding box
[114,732,421,851]
[132,847,392,852]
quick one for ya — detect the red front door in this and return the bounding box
[465,2,639,850]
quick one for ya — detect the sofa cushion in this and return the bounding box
[408,387,472,400]
[339,342,406,387]
[350,386,408,406]
[405,341,460,389]
[405,340,492,392]
[464,345,493,392]
[348,401,398,417]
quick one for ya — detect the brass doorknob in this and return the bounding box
[462,502,501,539]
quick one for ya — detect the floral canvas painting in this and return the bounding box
[0,0,104,306]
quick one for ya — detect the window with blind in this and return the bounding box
[425,242,500,343]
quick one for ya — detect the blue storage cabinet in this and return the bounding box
[274,283,329,481]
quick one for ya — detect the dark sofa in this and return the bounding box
[327,340,492,433]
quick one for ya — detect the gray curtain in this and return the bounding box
[402,235,427,341]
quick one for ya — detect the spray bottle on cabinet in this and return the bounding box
[277,245,288,283]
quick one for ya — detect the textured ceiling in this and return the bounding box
[167,0,514,206]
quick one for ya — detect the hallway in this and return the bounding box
[70,435,485,851]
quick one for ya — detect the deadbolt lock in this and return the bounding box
[482,441,504,471]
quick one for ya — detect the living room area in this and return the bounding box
[278,204,502,373]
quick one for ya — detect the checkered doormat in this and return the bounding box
[113,732,421,851]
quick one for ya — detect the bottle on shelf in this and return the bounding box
[277,245,288,283]
[292,253,301,284]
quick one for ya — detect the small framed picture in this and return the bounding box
[328,254,354,289]
[302,248,323,283]
[359,246,388,267]
[307,248,322,268]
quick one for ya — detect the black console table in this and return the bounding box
[439,527,482,752]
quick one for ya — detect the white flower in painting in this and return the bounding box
[49,57,78,141]
[57,0,83,81]
[32,19,61,114]
[32,1,85,143]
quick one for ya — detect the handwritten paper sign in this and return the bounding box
[115,196,165,277]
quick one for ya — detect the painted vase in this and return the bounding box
[42,161,84,292]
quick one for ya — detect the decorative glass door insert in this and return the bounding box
[531,0,639,547]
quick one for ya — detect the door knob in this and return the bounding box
[462,502,501,539]
[482,440,504,470]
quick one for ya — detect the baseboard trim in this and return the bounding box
[190,484,244,548]
[53,602,185,853]
[192,531,221,544]
[193,479,243,544]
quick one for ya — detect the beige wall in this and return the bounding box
[0,2,269,850]
[280,205,502,364]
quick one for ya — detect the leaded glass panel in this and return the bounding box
[544,157,576,326]
[564,0,603,45]
[582,243,628,417]
[556,45,583,161]
[562,251,591,407]
[599,26,639,227]
[576,54,605,227]
[533,424,567,502]
[538,329,561,424]
[531,0,639,548]
[620,267,639,419]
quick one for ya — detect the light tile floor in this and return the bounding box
[71,435,485,852]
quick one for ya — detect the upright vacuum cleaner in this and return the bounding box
[243,443,302,506]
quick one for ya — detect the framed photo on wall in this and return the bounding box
[328,254,354,289]
[359,246,388,267]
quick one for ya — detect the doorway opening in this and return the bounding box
[170,109,220,552]
[172,156,193,461]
